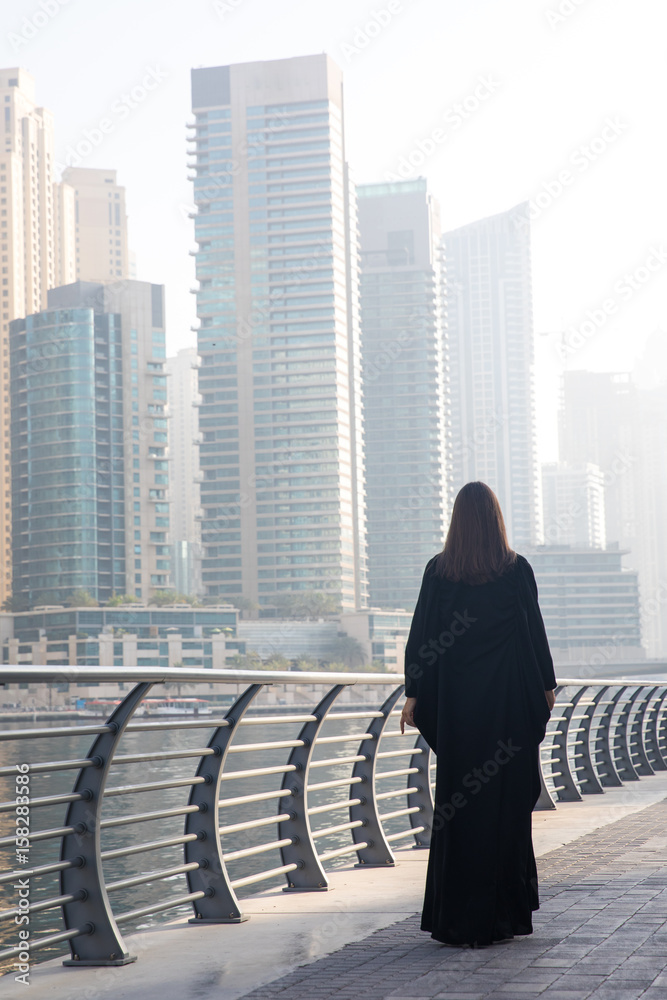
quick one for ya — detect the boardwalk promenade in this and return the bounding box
[17,771,667,1000]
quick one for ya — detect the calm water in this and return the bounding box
[0,698,416,974]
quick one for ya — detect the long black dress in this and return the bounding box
[404,552,557,947]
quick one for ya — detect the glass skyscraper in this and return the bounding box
[444,204,539,549]
[9,280,170,607]
[358,179,449,609]
[190,55,367,610]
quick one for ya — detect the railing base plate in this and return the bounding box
[188,915,249,924]
[282,885,329,892]
[353,861,395,868]
[63,955,137,967]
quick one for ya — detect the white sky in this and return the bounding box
[2,0,666,461]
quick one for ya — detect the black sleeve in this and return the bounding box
[404,557,438,698]
[519,556,557,690]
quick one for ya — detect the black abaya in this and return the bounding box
[404,553,557,946]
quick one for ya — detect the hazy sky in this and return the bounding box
[3,0,665,460]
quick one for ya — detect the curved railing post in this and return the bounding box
[611,685,642,782]
[278,684,346,891]
[185,684,263,923]
[60,681,154,966]
[569,687,604,794]
[349,685,404,865]
[591,685,624,787]
[652,687,667,767]
[406,733,434,846]
[543,685,582,802]
[628,685,658,776]
[643,685,667,771]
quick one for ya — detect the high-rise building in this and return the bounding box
[61,167,130,282]
[0,68,77,606]
[9,280,170,607]
[166,346,202,596]
[357,179,449,609]
[541,462,606,549]
[444,204,539,549]
[558,370,637,551]
[527,546,643,666]
[190,55,367,610]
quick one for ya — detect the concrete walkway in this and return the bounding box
[11,772,667,1000]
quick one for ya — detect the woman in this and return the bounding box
[400,481,557,947]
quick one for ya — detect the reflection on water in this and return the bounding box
[0,691,416,974]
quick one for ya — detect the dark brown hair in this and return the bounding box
[436,481,516,584]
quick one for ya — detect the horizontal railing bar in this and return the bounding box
[308,798,362,816]
[106,862,201,893]
[0,664,403,686]
[0,724,112,741]
[312,819,364,839]
[379,806,421,822]
[386,826,425,841]
[239,715,317,726]
[0,825,77,848]
[227,739,305,754]
[309,754,366,769]
[115,891,207,924]
[230,862,299,889]
[0,925,86,961]
[104,775,207,797]
[307,775,364,793]
[111,747,217,765]
[0,757,97,776]
[0,857,81,885]
[376,786,419,801]
[0,791,86,812]
[219,788,293,809]
[101,833,199,861]
[377,748,424,760]
[223,838,293,862]
[100,804,201,829]
[326,711,384,721]
[0,889,83,921]
[315,733,374,745]
[319,841,369,862]
[375,767,420,779]
[220,764,298,781]
[126,718,230,732]
[219,813,291,837]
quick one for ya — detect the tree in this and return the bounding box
[270,590,342,618]
[325,636,367,669]
[210,594,258,618]
[263,654,291,672]
[149,590,199,607]
[67,589,98,608]
[105,593,141,606]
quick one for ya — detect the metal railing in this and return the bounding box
[0,667,665,970]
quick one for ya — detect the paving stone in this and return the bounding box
[238,798,667,1000]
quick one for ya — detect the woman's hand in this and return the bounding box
[545,689,556,712]
[400,697,417,734]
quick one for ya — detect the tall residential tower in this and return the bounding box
[190,55,367,610]
[358,179,449,609]
[444,204,539,549]
[10,280,170,607]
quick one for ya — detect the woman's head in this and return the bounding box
[436,481,516,584]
